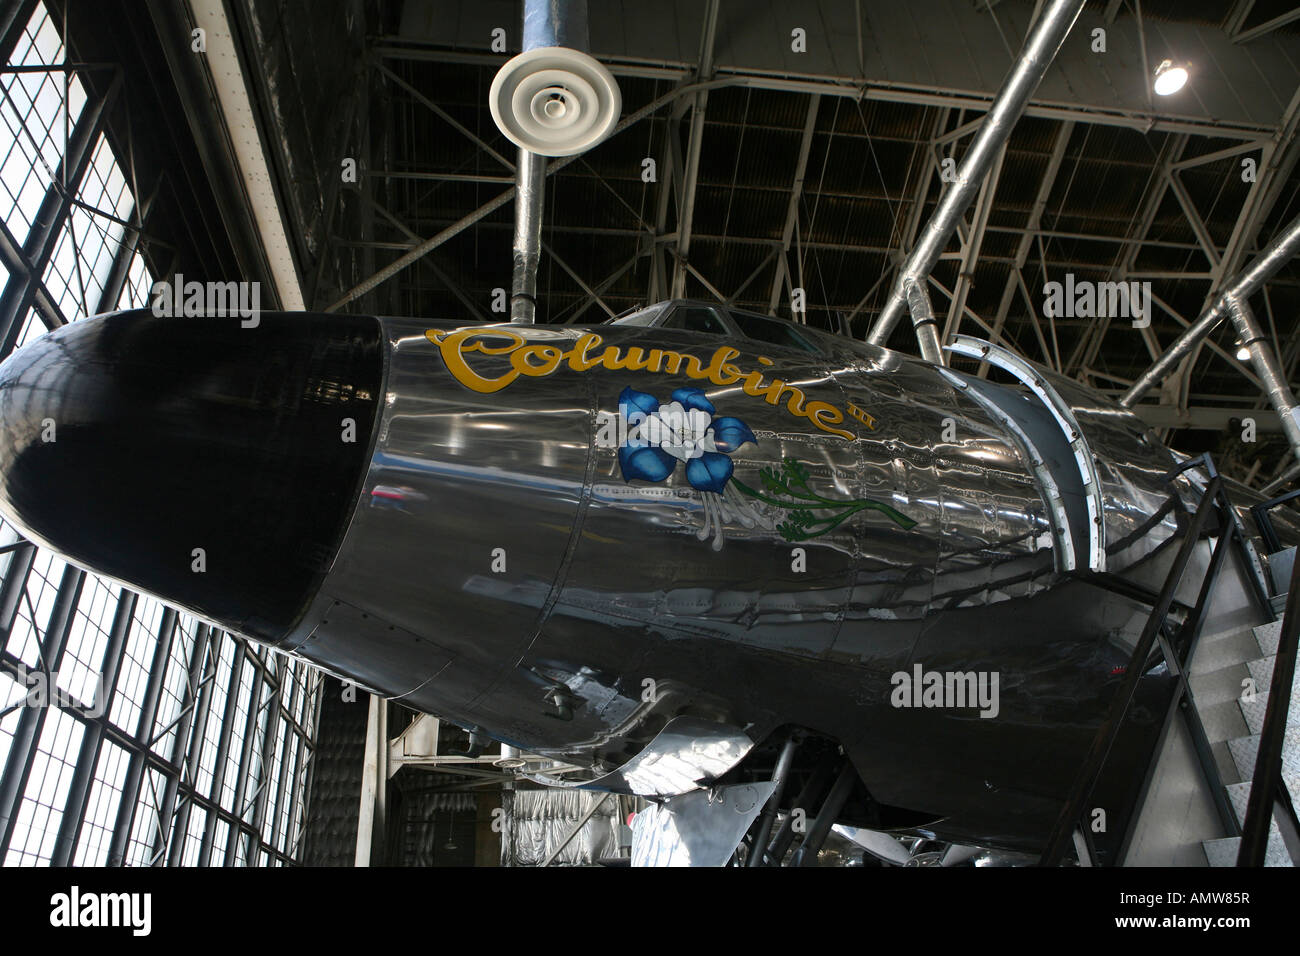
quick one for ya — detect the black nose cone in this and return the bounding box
[0,310,383,642]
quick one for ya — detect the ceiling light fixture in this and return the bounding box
[1236,341,1251,361]
[1153,59,1189,96]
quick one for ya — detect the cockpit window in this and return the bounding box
[660,305,727,335]
[606,303,668,326]
[731,311,819,353]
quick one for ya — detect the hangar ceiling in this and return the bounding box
[64,0,1300,485]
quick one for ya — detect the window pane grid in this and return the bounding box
[5,706,82,865]
[0,2,319,868]
[72,739,128,865]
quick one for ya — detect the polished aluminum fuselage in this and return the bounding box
[273,315,1295,849]
[0,308,1290,851]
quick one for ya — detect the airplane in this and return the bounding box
[0,297,1294,865]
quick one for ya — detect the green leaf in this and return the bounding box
[761,468,787,494]
[783,458,811,487]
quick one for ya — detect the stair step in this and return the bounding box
[1189,662,1253,707]
[1226,778,1300,827]
[1227,729,1300,781]
[1273,594,1289,617]
[1203,830,1293,867]
[1190,626,1268,678]
[1254,620,1282,657]
[1246,656,1300,702]
[1239,690,1300,735]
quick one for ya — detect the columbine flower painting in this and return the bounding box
[614,385,916,550]
[616,386,765,549]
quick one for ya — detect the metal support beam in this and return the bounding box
[539,792,610,866]
[107,607,176,867]
[0,565,86,860]
[354,693,387,866]
[983,120,1072,376]
[377,42,1276,141]
[50,590,137,866]
[670,0,720,299]
[154,624,212,866]
[197,640,246,865]
[768,94,820,315]
[541,239,618,318]
[325,81,694,312]
[1233,8,1300,44]
[1067,134,1187,377]
[868,0,1085,347]
[0,72,118,358]
[1167,88,1300,410]
[566,253,641,324]
[246,652,284,865]
[942,140,1007,343]
[223,645,266,865]
[1121,210,1300,406]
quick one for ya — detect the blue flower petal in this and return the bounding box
[619,445,676,483]
[671,387,715,416]
[619,386,660,419]
[685,452,734,493]
[710,416,757,453]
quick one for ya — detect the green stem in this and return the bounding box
[732,478,917,532]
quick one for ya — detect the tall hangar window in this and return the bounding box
[0,2,321,866]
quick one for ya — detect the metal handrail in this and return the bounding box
[1251,487,1300,556]
[1237,551,1300,865]
[1042,447,1299,866]
[1040,477,1224,865]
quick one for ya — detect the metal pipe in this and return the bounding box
[1121,211,1300,407]
[507,1,593,323]
[510,147,547,323]
[765,749,837,865]
[867,0,1085,350]
[746,735,799,866]
[903,277,945,364]
[523,0,589,51]
[793,761,858,866]
[1225,294,1300,463]
[1261,459,1300,497]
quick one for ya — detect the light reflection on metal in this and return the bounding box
[1223,293,1300,463]
[3,306,1299,852]
[903,277,944,365]
[947,334,1105,572]
[940,366,1075,571]
[630,782,774,867]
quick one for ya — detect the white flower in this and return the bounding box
[629,401,718,461]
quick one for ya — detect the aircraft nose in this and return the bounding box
[0,309,384,642]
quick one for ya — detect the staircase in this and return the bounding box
[1043,460,1300,867]
[1195,605,1300,866]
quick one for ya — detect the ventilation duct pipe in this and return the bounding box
[867,0,1085,352]
[490,0,621,323]
[1120,210,1300,412]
